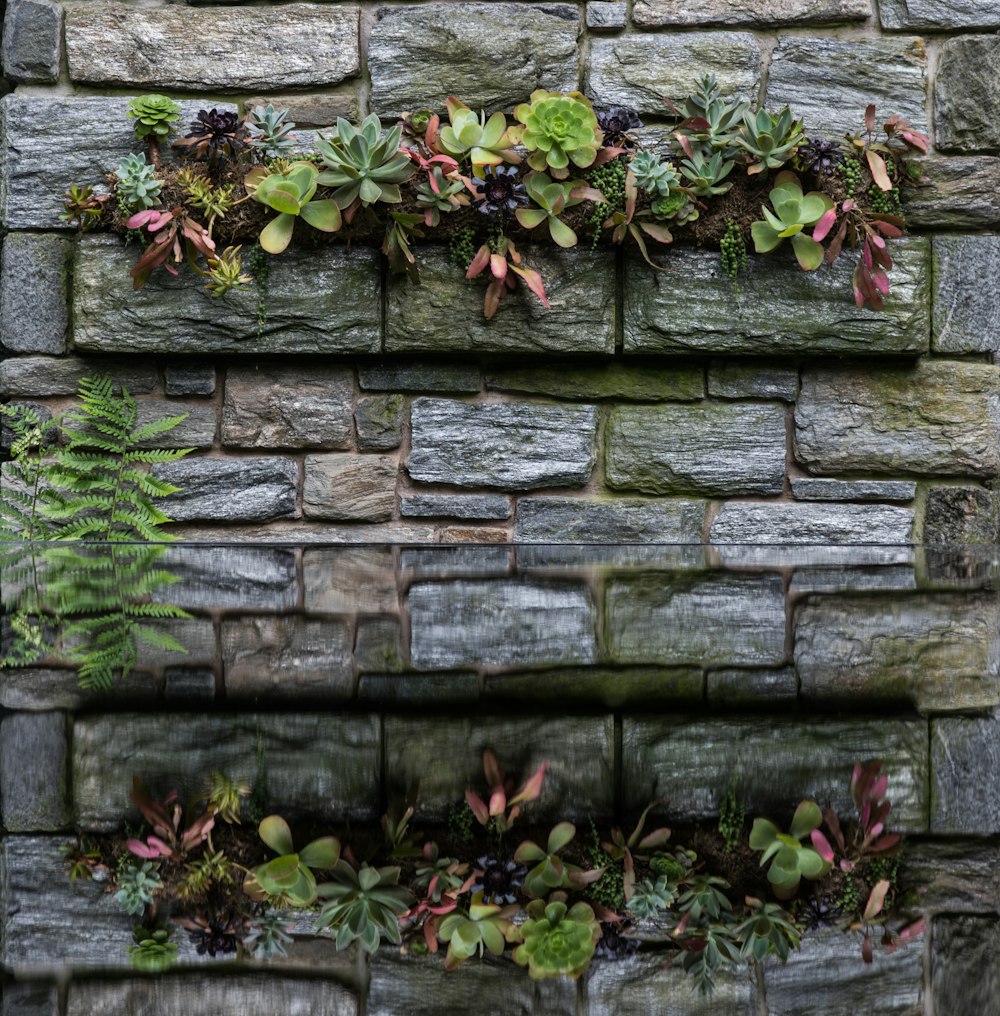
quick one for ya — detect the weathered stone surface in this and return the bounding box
[369,4,579,116]
[588,33,760,116]
[0,233,69,354]
[517,544,708,569]
[586,1,627,29]
[0,713,69,830]
[766,36,927,137]
[75,237,380,354]
[790,565,916,595]
[924,485,1000,544]
[1,0,61,82]
[222,617,353,699]
[400,494,511,520]
[634,0,868,24]
[155,458,297,522]
[356,395,404,451]
[303,547,399,613]
[355,617,406,673]
[795,362,1000,478]
[486,363,704,401]
[905,157,1000,229]
[222,365,353,449]
[0,668,159,710]
[384,715,613,819]
[485,666,703,706]
[156,547,297,611]
[303,454,397,521]
[932,235,1000,352]
[606,573,786,666]
[795,594,1000,712]
[931,716,1000,833]
[515,496,705,543]
[625,241,930,355]
[133,401,216,449]
[358,672,480,704]
[935,37,1000,152]
[904,841,1000,912]
[400,546,511,581]
[707,667,797,703]
[163,668,215,699]
[359,363,480,393]
[409,579,596,669]
[931,917,1000,1016]
[791,478,917,502]
[74,712,381,828]
[708,360,799,401]
[387,249,615,354]
[0,355,156,397]
[242,91,360,128]
[164,365,215,396]
[409,399,597,490]
[64,3,359,90]
[606,403,785,496]
[1,980,59,1016]
[622,716,929,828]
[879,0,1000,29]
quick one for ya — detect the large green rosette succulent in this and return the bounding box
[512,90,603,178]
[513,894,601,979]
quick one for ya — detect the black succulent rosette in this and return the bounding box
[176,907,250,957]
[471,854,527,904]
[175,108,250,169]
[594,922,640,961]
[801,136,846,177]
[597,106,644,148]
[468,166,528,224]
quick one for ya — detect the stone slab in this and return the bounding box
[358,364,480,393]
[707,666,798,704]
[242,92,360,128]
[155,457,297,523]
[355,617,406,673]
[0,355,156,397]
[879,0,1000,29]
[923,485,1000,545]
[935,36,1000,152]
[486,363,704,401]
[0,713,69,830]
[130,401,216,449]
[931,716,1000,834]
[400,494,511,520]
[586,2,627,29]
[356,395,404,451]
[484,666,704,706]
[165,366,216,397]
[0,233,70,354]
[303,547,399,614]
[1,980,59,1016]
[904,841,1000,913]
[303,454,397,522]
[163,667,215,699]
[707,361,799,401]
[932,235,1000,353]
[1,0,62,82]
[931,917,1000,1016]
[514,496,705,543]
[789,565,917,595]
[399,546,511,581]
[790,478,917,502]
[633,0,869,25]
[0,668,160,711]
[154,546,297,611]
[358,672,480,705]
[904,157,1000,229]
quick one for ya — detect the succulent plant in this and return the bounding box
[749,799,832,899]
[677,874,733,922]
[750,171,835,271]
[204,771,250,825]
[60,183,108,232]
[437,98,520,171]
[513,894,602,980]
[176,906,250,957]
[436,893,520,971]
[244,814,341,907]
[126,777,215,861]
[628,151,679,197]
[114,860,162,916]
[800,136,846,177]
[177,170,237,226]
[245,160,343,254]
[512,90,604,178]
[733,897,800,962]
[127,925,178,973]
[627,875,677,919]
[597,106,643,147]
[204,245,253,298]
[315,860,413,953]
[467,165,528,221]
[736,106,804,175]
[414,844,470,899]
[246,912,295,961]
[515,173,602,249]
[415,166,469,227]
[470,854,526,904]
[115,153,163,212]
[174,108,250,171]
[315,114,414,208]
[679,149,734,196]
[127,94,181,142]
[514,821,601,897]
[675,76,748,154]
[650,189,699,225]
[246,104,297,159]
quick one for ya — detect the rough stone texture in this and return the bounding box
[356,395,405,451]
[0,713,69,830]
[790,565,917,595]
[485,666,703,706]
[164,366,215,397]
[409,579,596,669]
[622,716,929,828]
[924,485,1000,544]
[588,33,760,116]
[486,363,704,401]
[242,91,360,128]
[387,248,615,354]
[795,594,1000,712]
[766,36,928,137]
[931,716,1000,833]
[155,458,297,522]
[155,547,297,611]
[790,478,917,502]
[400,546,511,580]
[931,917,1000,1016]
[222,365,353,450]
[935,36,1000,152]
[75,237,380,354]
[633,0,868,25]
[904,841,1000,913]
[400,494,511,520]
[409,399,597,490]
[163,667,215,699]
[514,496,705,543]
[586,2,627,29]
[932,235,1000,353]
[303,547,399,613]
[355,617,406,673]
[708,361,799,401]
[904,157,1000,229]
[1,0,61,82]
[369,4,579,116]
[624,241,930,355]
[1,980,59,1016]
[73,712,381,828]
[0,233,69,354]
[384,715,613,819]
[63,3,360,90]
[303,454,397,522]
[707,667,798,704]
[605,403,785,496]
[0,668,158,711]
[606,573,786,666]
[133,401,216,449]
[0,355,156,397]
[221,617,354,699]
[795,362,1000,478]
[879,0,1000,29]
[359,364,480,393]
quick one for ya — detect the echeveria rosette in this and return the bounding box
[438,98,520,173]
[748,800,833,900]
[750,171,835,271]
[315,114,415,209]
[315,860,413,954]
[437,893,520,971]
[513,895,602,980]
[512,90,603,179]
[243,814,341,907]
[245,161,342,255]
[127,94,181,141]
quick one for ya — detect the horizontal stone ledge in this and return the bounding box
[486,362,705,401]
[154,458,298,523]
[903,840,1000,913]
[879,0,1000,30]
[0,354,157,397]
[790,478,917,502]
[633,0,869,26]
[514,496,706,543]
[483,666,704,707]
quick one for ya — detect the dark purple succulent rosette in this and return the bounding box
[468,166,528,222]
[597,106,644,148]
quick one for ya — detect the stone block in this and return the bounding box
[935,36,1000,152]
[605,403,786,496]
[903,841,1000,913]
[154,457,297,522]
[622,716,929,829]
[0,233,70,353]
[588,33,760,116]
[904,156,1000,229]
[222,365,353,449]
[707,360,799,400]
[303,547,399,613]
[409,579,596,669]
[303,453,397,521]
[1,0,61,82]
[133,401,216,449]
[624,241,930,355]
[163,668,215,699]
[514,496,705,543]
[0,668,158,711]
[164,365,215,396]
[63,3,359,90]
[633,0,869,25]
[586,2,627,29]
[400,546,511,581]
[931,716,1000,833]
[409,399,597,490]
[789,565,916,595]
[400,494,511,520]
[606,573,786,666]
[0,355,156,397]
[74,236,380,354]
[486,363,704,401]
[356,395,404,451]
[358,672,479,705]
[766,36,927,137]
[931,917,1000,1016]
[932,234,1000,352]
[369,4,579,116]
[795,361,1000,478]
[879,0,1000,29]
[155,546,297,611]
[707,667,797,704]
[0,713,69,830]
[386,248,615,354]
[355,617,406,673]
[242,92,360,128]
[484,666,703,707]
[1,981,59,1016]
[790,478,916,502]
[923,485,1000,544]
[359,363,480,393]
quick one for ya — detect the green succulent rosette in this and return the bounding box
[512,90,603,178]
[513,896,601,979]
[127,94,182,141]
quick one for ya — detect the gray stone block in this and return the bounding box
[355,617,406,673]
[0,668,157,711]
[75,236,381,355]
[303,547,399,613]
[133,401,216,449]
[400,494,511,520]
[931,917,1000,1016]
[932,234,1000,353]
[935,36,1000,152]
[879,0,1000,29]
[387,248,615,355]
[514,496,705,543]
[0,355,156,397]
[586,2,627,29]
[624,241,930,355]
[904,841,1000,913]
[0,233,69,353]
[633,0,868,24]
[931,716,1000,833]
[1,0,61,82]
[515,544,709,569]
[359,363,481,393]
[356,394,404,451]
[154,457,297,522]
[369,3,579,116]
[790,478,917,502]
[164,365,216,396]
[155,546,297,611]
[358,672,480,705]
[303,453,397,522]
[904,156,1000,229]
[789,565,916,595]
[242,92,360,128]
[409,399,597,490]
[1,980,59,1016]
[163,668,215,699]
[707,667,797,704]
[606,403,786,496]
[0,713,69,830]
[485,666,703,706]
[63,2,359,90]
[486,363,704,401]
[708,360,799,401]
[588,32,760,116]
[924,485,1000,545]
[400,546,511,581]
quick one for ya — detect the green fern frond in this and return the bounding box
[124,448,194,464]
[130,415,189,442]
[133,626,188,653]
